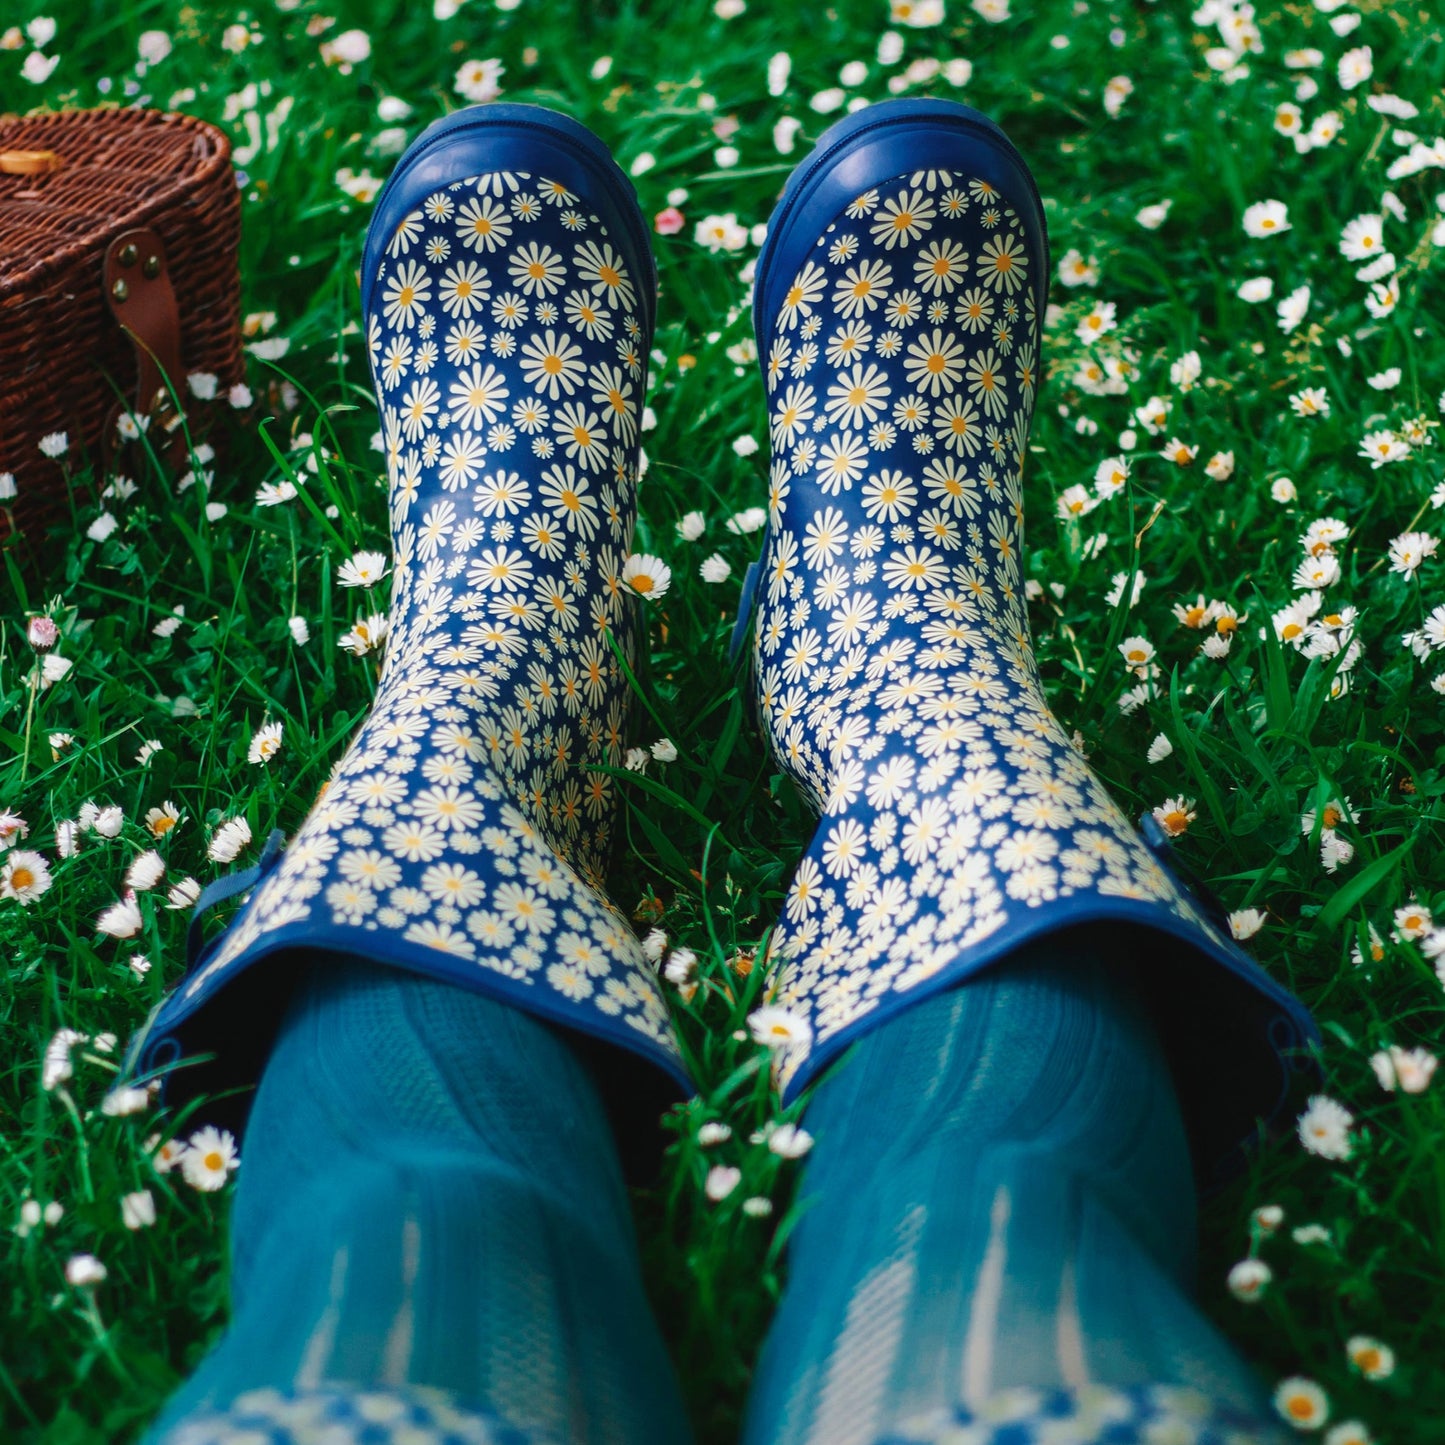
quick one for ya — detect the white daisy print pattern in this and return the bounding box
[151,171,678,1076]
[749,168,1313,1139]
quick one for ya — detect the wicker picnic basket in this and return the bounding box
[0,107,245,542]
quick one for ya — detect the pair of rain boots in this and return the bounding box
[130,99,1318,1194]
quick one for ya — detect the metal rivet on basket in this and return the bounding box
[111,279,129,302]
[143,254,162,279]
[118,243,138,268]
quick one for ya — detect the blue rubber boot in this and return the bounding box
[126,104,690,1129]
[734,98,1319,1193]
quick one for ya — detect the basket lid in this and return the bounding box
[0,108,232,296]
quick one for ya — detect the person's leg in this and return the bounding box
[146,958,693,1445]
[743,937,1288,1445]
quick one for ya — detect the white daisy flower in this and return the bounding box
[337,550,390,588]
[748,1005,814,1051]
[1,850,53,904]
[247,722,284,766]
[622,553,672,599]
[1273,1377,1329,1431]
[1242,199,1290,237]
[181,1126,240,1191]
[1296,1095,1353,1160]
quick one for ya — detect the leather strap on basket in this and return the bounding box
[102,226,189,474]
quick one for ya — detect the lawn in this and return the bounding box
[2,0,1443,1441]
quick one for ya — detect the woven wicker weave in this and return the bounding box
[0,107,244,542]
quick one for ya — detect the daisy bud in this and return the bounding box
[65,1254,108,1288]
[42,1028,86,1090]
[698,1121,732,1146]
[1227,1257,1271,1302]
[705,1165,741,1201]
[101,1085,150,1116]
[93,805,124,838]
[124,850,166,891]
[663,947,697,986]
[767,1123,814,1158]
[166,877,202,909]
[26,616,58,652]
[121,1190,157,1230]
[208,816,253,864]
[742,1196,774,1217]
[1252,1204,1285,1235]
[97,892,144,939]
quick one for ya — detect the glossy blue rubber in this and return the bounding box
[363,102,657,338]
[738,98,1320,1195]
[753,99,1048,354]
[124,105,690,1131]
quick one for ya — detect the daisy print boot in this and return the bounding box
[741,99,1319,1193]
[129,105,689,1115]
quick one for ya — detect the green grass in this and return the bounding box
[3,0,1444,1440]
